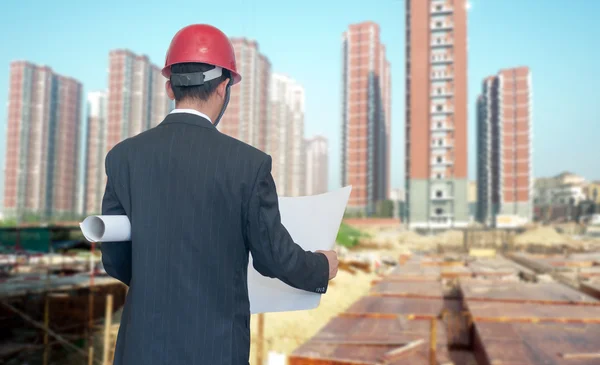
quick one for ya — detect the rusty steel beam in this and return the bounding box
[368,293,458,300]
[340,312,441,321]
[288,355,378,365]
[462,297,600,306]
[470,316,600,324]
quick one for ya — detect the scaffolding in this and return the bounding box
[0,225,126,365]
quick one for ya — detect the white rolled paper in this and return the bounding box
[80,215,132,242]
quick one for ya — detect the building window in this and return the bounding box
[437,122,442,128]
[437,174,443,180]
[436,5,442,11]
[438,139,443,146]
[435,208,444,215]
[437,88,442,94]
[437,38,442,44]
[436,105,443,112]
[437,157,442,163]
[436,21,442,28]
[436,190,443,198]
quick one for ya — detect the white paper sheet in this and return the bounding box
[79,186,352,314]
[248,186,352,313]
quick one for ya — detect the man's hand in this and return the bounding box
[317,250,338,280]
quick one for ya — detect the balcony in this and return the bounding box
[431,195,454,201]
[431,160,453,167]
[431,57,453,65]
[431,5,453,15]
[431,39,454,48]
[431,143,453,150]
[431,124,455,132]
[430,213,454,220]
[431,74,453,82]
[431,22,454,32]
[430,90,454,98]
[431,108,454,115]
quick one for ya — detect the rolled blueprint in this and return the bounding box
[80,215,131,242]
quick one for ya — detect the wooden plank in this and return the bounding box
[472,316,600,324]
[102,294,113,365]
[381,339,424,361]
[560,353,600,359]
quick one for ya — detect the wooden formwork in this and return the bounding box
[290,253,600,365]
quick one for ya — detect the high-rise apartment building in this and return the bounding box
[106,50,172,156]
[268,74,305,197]
[305,136,329,196]
[84,91,107,215]
[84,50,173,215]
[341,21,391,215]
[219,38,271,151]
[405,0,469,229]
[4,61,82,220]
[150,65,174,128]
[476,86,492,225]
[477,67,533,226]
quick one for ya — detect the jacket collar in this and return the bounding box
[169,108,212,122]
[159,109,216,130]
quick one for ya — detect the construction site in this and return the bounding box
[250,219,600,365]
[0,224,126,365]
[2,220,600,364]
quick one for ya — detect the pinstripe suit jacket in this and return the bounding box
[100,112,330,365]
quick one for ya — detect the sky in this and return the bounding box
[0,0,598,206]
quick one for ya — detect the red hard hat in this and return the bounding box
[162,24,241,85]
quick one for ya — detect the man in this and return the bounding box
[100,24,338,365]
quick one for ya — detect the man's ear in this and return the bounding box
[166,80,175,100]
[216,78,230,98]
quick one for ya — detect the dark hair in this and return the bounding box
[170,62,230,103]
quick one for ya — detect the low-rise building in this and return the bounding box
[584,182,600,204]
[533,172,589,222]
[534,172,587,206]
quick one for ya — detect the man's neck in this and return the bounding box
[175,102,213,121]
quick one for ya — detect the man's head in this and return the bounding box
[166,62,231,121]
[162,24,242,125]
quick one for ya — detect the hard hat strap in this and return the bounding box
[170,67,223,87]
[213,78,233,127]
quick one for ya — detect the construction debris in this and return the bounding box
[514,226,566,246]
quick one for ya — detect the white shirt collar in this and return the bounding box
[169,108,212,123]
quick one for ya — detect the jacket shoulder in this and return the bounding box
[105,136,134,163]
[105,127,270,168]
[106,126,158,159]
[216,130,269,163]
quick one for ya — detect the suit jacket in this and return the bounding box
[100,112,330,365]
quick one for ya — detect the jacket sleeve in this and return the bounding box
[245,156,330,294]
[100,151,132,286]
